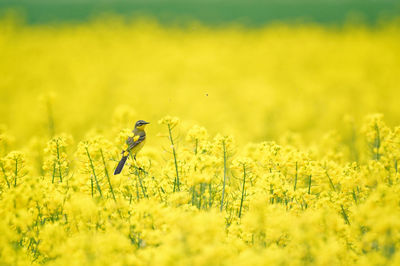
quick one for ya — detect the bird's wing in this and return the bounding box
[126,134,146,151]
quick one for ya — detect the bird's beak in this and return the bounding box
[144,121,150,124]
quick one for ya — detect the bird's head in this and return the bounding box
[135,120,150,130]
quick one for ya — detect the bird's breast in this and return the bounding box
[131,139,146,154]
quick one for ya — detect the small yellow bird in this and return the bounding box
[114,120,149,175]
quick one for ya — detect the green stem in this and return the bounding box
[239,165,246,218]
[135,177,140,200]
[325,169,336,191]
[100,149,116,202]
[191,185,196,206]
[51,161,56,183]
[341,205,350,225]
[208,183,212,209]
[0,161,10,188]
[352,189,358,204]
[85,147,103,198]
[325,166,350,225]
[14,158,18,187]
[308,175,312,194]
[374,122,381,161]
[198,183,203,209]
[168,124,180,191]
[153,176,164,202]
[293,161,298,191]
[220,140,227,212]
[136,168,148,198]
[55,139,63,182]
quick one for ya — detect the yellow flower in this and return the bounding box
[158,116,180,128]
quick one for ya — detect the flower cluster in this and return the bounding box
[1,113,400,265]
[42,134,72,183]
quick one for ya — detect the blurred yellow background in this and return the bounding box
[1,18,399,146]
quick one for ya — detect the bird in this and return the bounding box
[114,120,150,175]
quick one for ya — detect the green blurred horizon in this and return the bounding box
[1,0,399,26]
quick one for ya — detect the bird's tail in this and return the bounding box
[114,155,128,175]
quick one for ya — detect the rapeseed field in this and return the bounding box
[1,16,400,265]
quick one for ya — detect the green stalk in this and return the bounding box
[55,139,63,182]
[374,122,381,161]
[293,161,298,191]
[325,167,350,225]
[51,162,56,183]
[191,185,196,206]
[168,124,180,191]
[341,205,350,225]
[14,158,18,187]
[136,168,148,198]
[85,147,103,198]
[220,140,227,211]
[153,176,164,202]
[239,164,246,218]
[100,149,116,201]
[325,170,336,191]
[201,183,206,208]
[198,183,203,209]
[208,183,212,209]
[308,175,312,194]
[0,161,10,188]
[270,184,274,204]
[135,177,140,200]
[352,189,358,204]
